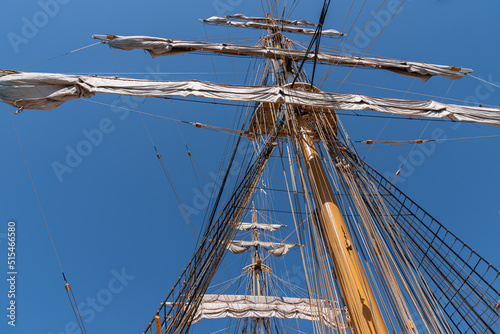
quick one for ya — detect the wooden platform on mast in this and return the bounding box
[247,83,338,141]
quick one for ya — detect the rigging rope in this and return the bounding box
[353,134,500,148]
[363,79,416,159]
[290,0,331,88]
[187,121,249,135]
[106,50,203,237]
[468,73,500,90]
[358,139,429,144]
[391,81,454,183]
[8,106,88,334]
[17,41,102,70]
[332,0,407,93]
[146,51,243,296]
[81,95,500,127]
[144,117,283,334]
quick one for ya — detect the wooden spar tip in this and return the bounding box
[92,34,118,41]
[92,34,107,40]
[192,122,249,135]
[0,69,20,76]
[154,315,162,334]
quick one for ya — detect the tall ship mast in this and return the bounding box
[1,2,499,334]
[185,203,331,333]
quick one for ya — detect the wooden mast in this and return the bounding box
[264,31,389,333]
[251,202,266,334]
[297,131,389,334]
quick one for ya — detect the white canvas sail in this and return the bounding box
[226,14,316,26]
[2,71,499,126]
[200,16,345,37]
[192,294,343,329]
[236,222,284,231]
[227,240,298,257]
[93,35,471,81]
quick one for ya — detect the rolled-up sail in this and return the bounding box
[236,222,284,231]
[226,14,316,26]
[228,240,298,257]
[93,35,472,81]
[192,294,342,329]
[1,71,499,126]
[200,16,345,37]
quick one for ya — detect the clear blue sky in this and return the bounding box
[0,0,499,333]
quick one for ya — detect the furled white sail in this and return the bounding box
[192,294,342,329]
[2,71,499,126]
[93,35,471,81]
[236,222,284,232]
[200,16,345,37]
[228,240,298,257]
[226,14,316,26]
